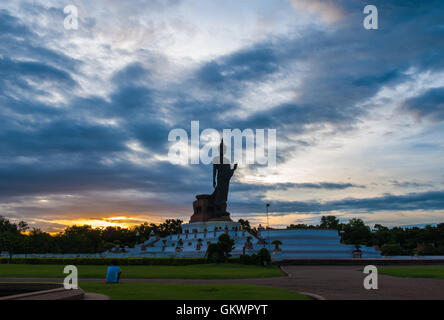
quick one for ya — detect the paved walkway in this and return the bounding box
[2,265,444,300]
[83,292,109,300]
[279,266,444,300]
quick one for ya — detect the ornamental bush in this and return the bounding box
[380,244,404,256]
[239,248,271,266]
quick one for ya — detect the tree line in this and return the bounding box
[1,215,444,258]
[287,216,444,256]
[0,216,182,260]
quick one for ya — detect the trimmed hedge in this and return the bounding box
[0,257,203,266]
[239,249,271,266]
[0,257,241,266]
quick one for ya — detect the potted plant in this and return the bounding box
[353,244,362,258]
[272,240,282,252]
[196,238,203,250]
[245,236,253,249]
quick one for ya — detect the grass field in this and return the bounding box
[0,263,282,279]
[79,282,308,300]
[379,266,444,279]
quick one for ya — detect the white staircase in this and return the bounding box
[127,223,381,259]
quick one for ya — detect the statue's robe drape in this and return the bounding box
[212,162,234,206]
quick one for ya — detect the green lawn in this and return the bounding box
[0,263,282,279]
[379,266,444,279]
[79,281,308,300]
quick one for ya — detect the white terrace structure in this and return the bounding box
[123,220,381,260]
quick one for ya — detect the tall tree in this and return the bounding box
[0,216,28,263]
[320,216,340,230]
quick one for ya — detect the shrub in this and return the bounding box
[206,243,225,263]
[240,248,271,266]
[271,240,282,251]
[419,244,439,256]
[380,244,404,256]
[239,254,257,265]
[217,234,235,259]
[257,248,271,266]
[205,234,235,263]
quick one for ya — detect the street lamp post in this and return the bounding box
[266,203,271,252]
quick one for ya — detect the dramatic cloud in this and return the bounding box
[289,0,344,23]
[401,87,444,122]
[0,1,443,229]
[231,191,444,215]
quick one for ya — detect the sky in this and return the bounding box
[0,0,443,232]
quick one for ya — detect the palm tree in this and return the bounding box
[245,236,253,250]
[272,240,282,251]
[162,239,167,252]
[196,238,203,250]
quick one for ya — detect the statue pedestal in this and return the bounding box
[182,220,240,234]
[190,194,231,223]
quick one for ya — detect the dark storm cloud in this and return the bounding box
[0,9,32,37]
[111,62,152,85]
[0,10,79,70]
[401,87,444,122]
[292,182,365,190]
[231,190,444,215]
[231,182,364,193]
[196,46,280,91]
[0,120,128,157]
[0,55,77,107]
[0,57,75,86]
[391,180,434,188]
[0,159,210,199]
